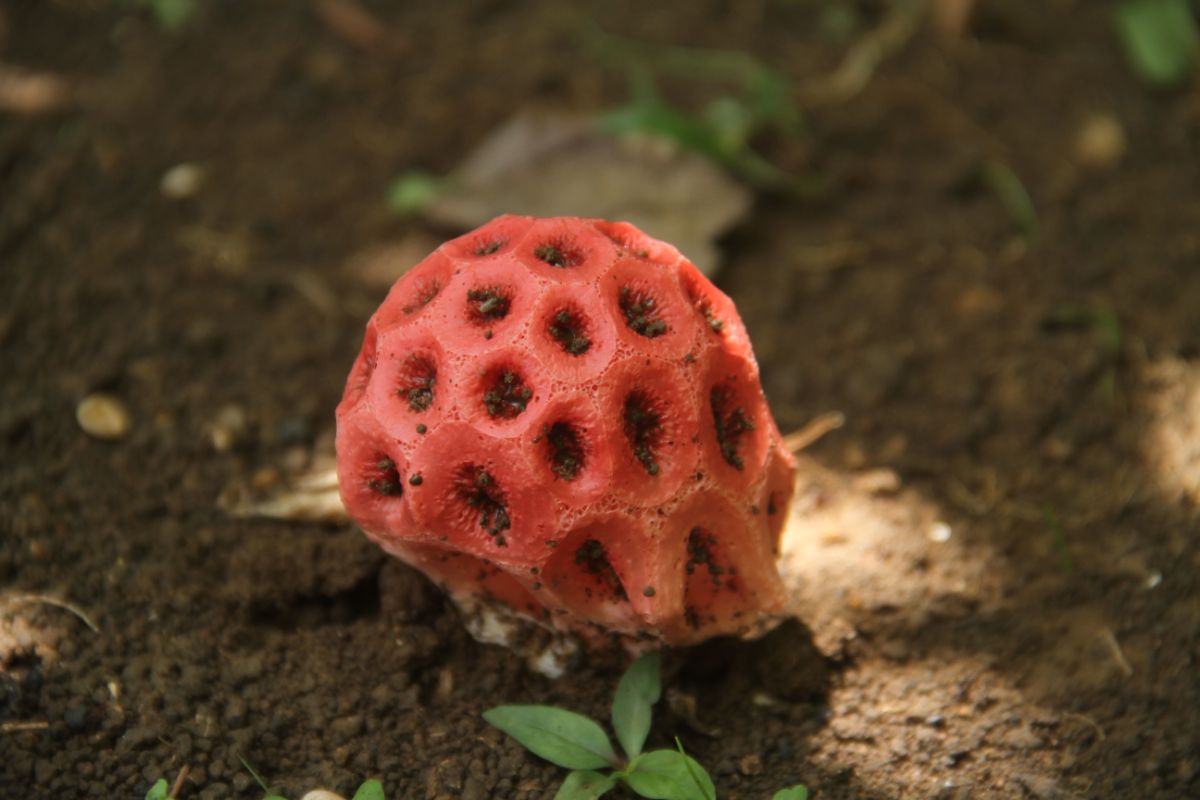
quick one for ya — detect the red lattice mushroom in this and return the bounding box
[336,215,794,647]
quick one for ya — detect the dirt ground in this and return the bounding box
[3,1,1199,798]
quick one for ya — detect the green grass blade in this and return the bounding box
[237,755,271,794]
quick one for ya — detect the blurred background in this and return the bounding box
[2,1,1199,798]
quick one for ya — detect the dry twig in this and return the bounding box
[169,765,191,799]
[802,0,927,107]
[1099,627,1134,677]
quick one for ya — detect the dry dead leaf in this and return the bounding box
[422,111,752,277]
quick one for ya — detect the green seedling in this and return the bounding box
[144,779,172,800]
[1114,0,1198,86]
[582,22,819,197]
[385,28,820,213]
[483,652,808,799]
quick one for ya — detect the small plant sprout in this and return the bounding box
[144,778,172,800]
[581,21,814,196]
[484,652,808,799]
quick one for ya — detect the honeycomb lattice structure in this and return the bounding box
[336,215,794,646]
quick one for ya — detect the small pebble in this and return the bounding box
[737,753,763,776]
[435,667,454,700]
[251,466,281,492]
[1075,113,1126,169]
[76,393,132,440]
[160,162,204,199]
[928,521,952,543]
[209,404,248,452]
[63,705,89,731]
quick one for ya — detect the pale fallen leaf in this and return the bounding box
[422,111,753,277]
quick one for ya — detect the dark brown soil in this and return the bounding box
[3,2,1199,799]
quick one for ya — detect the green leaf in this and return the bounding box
[144,779,169,800]
[772,786,809,800]
[980,160,1037,238]
[484,705,617,770]
[352,779,386,800]
[675,738,716,800]
[555,770,619,800]
[623,749,716,800]
[611,652,662,759]
[1115,0,1198,86]
[150,0,195,31]
[386,171,444,214]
